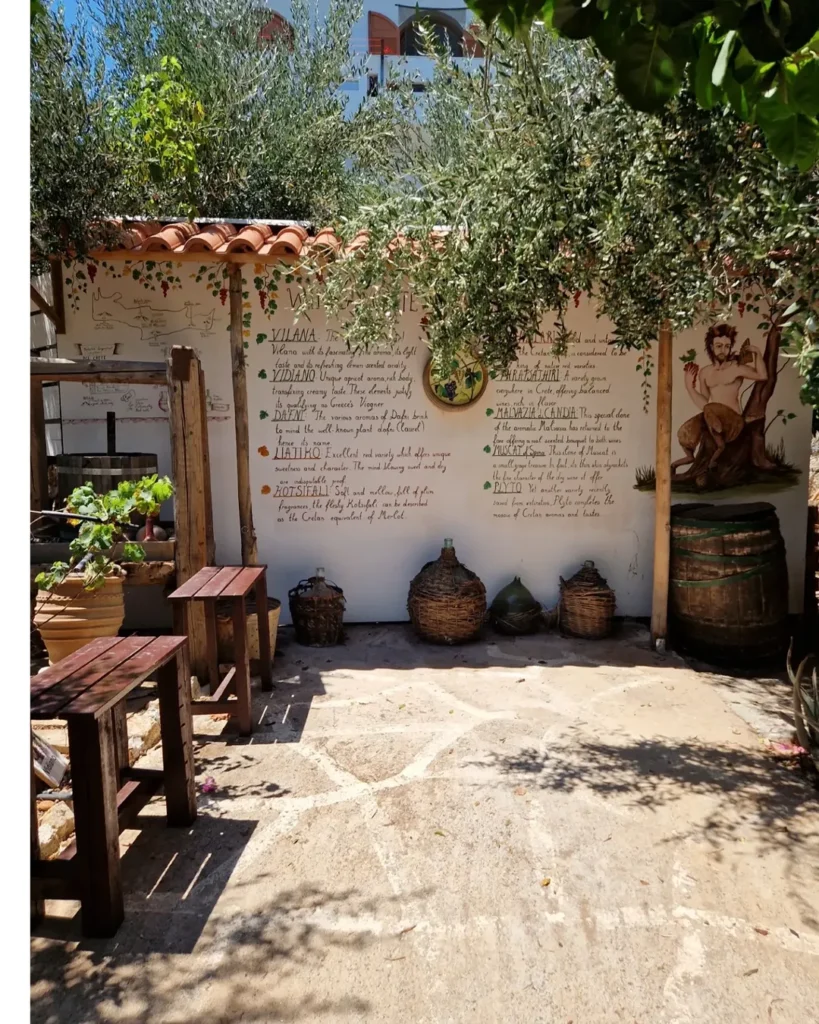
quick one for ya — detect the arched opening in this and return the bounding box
[399,11,465,57]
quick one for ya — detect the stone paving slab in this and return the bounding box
[31,623,818,1024]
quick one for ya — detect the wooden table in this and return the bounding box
[168,565,273,736]
[31,635,196,937]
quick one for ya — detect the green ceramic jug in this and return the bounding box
[489,576,541,635]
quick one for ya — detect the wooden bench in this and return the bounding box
[31,635,196,938]
[168,565,273,736]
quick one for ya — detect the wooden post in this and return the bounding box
[49,257,66,334]
[651,323,673,651]
[229,264,258,566]
[30,379,48,517]
[168,347,214,681]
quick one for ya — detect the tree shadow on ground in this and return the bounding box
[474,734,818,924]
[31,876,414,1024]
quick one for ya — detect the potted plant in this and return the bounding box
[33,475,174,663]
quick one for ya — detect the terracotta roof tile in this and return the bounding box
[142,221,199,251]
[181,223,238,252]
[91,220,347,262]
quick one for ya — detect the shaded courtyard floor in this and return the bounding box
[31,622,818,1024]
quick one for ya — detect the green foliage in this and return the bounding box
[465,0,819,170]
[35,475,174,592]
[30,5,126,274]
[31,0,386,264]
[308,29,819,406]
[112,55,205,216]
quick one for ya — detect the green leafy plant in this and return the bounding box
[787,643,819,772]
[466,0,819,170]
[111,55,205,217]
[35,475,174,592]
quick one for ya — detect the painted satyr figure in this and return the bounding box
[673,324,771,476]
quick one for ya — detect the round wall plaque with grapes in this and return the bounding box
[422,352,489,410]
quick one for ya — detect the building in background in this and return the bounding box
[263,1,484,114]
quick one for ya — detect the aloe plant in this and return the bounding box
[35,474,174,591]
[787,642,819,772]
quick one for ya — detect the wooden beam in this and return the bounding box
[229,264,258,566]
[168,347,213,680]
[30,284,59,328]
[30,380,48,519]
[651,323,673,651]
[30,358,166,385]
[88,248,302,266]
[49,257,66,334]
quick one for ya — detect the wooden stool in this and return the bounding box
[168,565,272,736]
[31,635,196,938]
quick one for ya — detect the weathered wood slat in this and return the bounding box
[229,265,259,566]
[168,348,212,679]
[168,565,222,601]
[31,636,128,703]
[157,647,197,826]
[32,637,155,718]
[219,565,265,599]
[61,636,187,718]
[208,666,237,702]
[194,566,244,599]
[68,713,124,936]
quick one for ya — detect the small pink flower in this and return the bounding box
[200,775,217,794]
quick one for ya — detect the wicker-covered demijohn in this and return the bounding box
[289,568,345,647]
[489,576,542,636]
[559,560,615,640]
[408,539,486,644]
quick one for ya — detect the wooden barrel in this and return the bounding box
[54,453,157,504]
[669,502,789,666]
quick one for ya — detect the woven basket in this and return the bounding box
[289,569,345,647]
[559,560,615,640]
[408,540,486,644]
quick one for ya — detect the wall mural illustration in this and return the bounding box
[636,320,801,495]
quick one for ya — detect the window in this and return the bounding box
[400,11,465,57]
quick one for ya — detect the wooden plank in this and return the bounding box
[68,714,124,937]
[32,540,176,565]
[200,364,216,563]
[168,348,212,679]
[209,666,237,702]
[219,565,265,599]
[157,645,197,826]
[30,284,58,327]
[116,776,164,831]
[167,565,221,601]
[232,596,252,736]
[50,257,66,334]
[255,570,273,692]
[30,359,166,377]
[204,601,220,692]
[32,636,155,719]
[112,703,129,778]
[31,636,128,704]
[31,379,48,519]
[33,372,166,385]
[194,566,244,599]
[61,636,187,718]
[88,248,302,266]
[229,264,259,566]
[31,761,44,924]
[191,699,239,716]
[651,323,673,650]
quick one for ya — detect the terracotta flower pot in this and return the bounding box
[34,575,125,664]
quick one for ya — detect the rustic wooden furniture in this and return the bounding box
[31,635,196,938]
[168,565,273,736]
[30,351,216,681]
